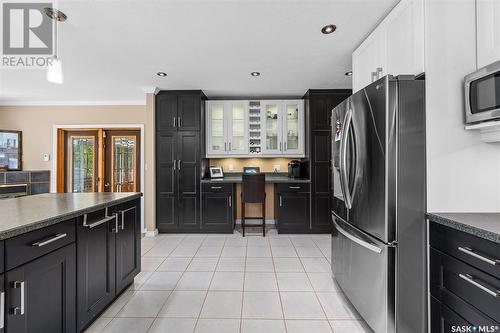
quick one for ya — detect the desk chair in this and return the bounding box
[241,173,266,237]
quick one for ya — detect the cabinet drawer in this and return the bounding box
[276,183,310,193]
[430,296,498,332]
[202,183,233,193]
[430,247,500,323]
[6,219,76,271]
[430,222,500,280]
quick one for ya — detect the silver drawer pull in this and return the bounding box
[83,214,115,228]
[289,186,301,189]
[459,273,499,297]
[458,247,500,266]
[120,207,136,230]
[211,186,222,189]
[11,281,24,315]
[32,233,67,247]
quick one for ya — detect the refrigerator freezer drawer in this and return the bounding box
[332,215,395,333]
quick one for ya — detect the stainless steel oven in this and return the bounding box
[464,60,500,124]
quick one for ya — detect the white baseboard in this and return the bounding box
[145,229,159,237]
[235,219,275,225]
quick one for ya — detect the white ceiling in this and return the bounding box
[0,0,397,104]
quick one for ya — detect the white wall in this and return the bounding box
[425,0,500,212]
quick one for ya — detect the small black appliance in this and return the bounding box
[287,160,302,178]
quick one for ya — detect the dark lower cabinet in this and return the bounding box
[275,184,310,233]
[115,202,140,293]
[77,200,140,331]
[201,183,234,233]
[429,221,500,331]
[6,244,76,333]
[76,212,116,331]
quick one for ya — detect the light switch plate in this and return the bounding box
[228,164,234,171]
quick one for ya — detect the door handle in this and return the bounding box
[340,108,353,209]
[0,291,4,328]
[83,207,115,228]
[173,117,177,128]
[119,207,136,231]
[279,142,282,151]
[279,195,282,207]
[178,116,182,128]
[333,218,383,254]
[31,233,67,247]
[178,160,181,171]
[173,159,176,170]
[458,247,500,266]
[228,195,232,207]
[11,281,24,315]
[112,213,119,233]
[371,71,377,82]
[211,186,222,189]
[224,142,227,152]
[228,142,231,151]
[284,142,287,151]
[376,67,383,79]
[459,274,499,297]
[289,186,301,189]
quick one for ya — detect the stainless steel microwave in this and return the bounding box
[464,60,500,124]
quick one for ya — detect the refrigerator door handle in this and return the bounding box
[333,218,382,254]
[340,107,353,209]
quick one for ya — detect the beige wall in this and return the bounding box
[0,103,158,231]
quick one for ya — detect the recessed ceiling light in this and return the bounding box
[251,72,260,77]
[44,7,67,21]
[345,71,353,77]
[157,72,167,77]
[321,24,336,34]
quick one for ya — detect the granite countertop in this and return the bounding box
[201,174,310,184]
[427,212,500,244]
[0,192,142,240]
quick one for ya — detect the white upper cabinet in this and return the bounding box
[206,100,304,157]
[262,100,304,157]
[476,0,500,68]
[352,0,424,92]
[206,101,248,156]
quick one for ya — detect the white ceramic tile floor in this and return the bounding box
[85,230,372,333]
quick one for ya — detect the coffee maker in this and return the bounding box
[287,160,302,178]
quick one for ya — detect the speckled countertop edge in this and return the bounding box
[0,193,142,240]
[427,213,500,244]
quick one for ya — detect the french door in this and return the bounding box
[61,129,140,193]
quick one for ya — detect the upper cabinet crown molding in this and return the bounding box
[206,99,304,158]
[352,0,424,92]
[476,0,500,68]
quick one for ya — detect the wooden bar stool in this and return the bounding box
[241,173,266,237]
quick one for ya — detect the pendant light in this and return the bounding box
[45,7,67,84]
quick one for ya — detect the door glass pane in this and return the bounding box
[231,103,245,151]
[72,137,95,193]
[265,104,279,150]
[210,104,225,152]
[286,104,299,150]
[112,137,136,192]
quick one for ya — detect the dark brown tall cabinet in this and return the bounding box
[304,89,351,233]
[156,91,207,232]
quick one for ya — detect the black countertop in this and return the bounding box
[201,174,310,184]
[427,212,500,244]
[0,192,142,240]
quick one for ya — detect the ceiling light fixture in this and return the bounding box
[45,8,67,84]
[44,7,67,21]
[157,72,167,77]
[321,24,336,34]
[345,71,353,77]
[250,72,260,77]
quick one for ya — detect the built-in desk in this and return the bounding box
[200,173,311,234]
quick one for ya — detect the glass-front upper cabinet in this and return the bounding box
[262,101,282,155]
[228,102,248,154]
[283,101,304,155]
[207,102,227,155]
[206,101,248,156]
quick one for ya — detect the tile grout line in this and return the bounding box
[271,235,289,333]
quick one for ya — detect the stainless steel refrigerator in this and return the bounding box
[331,75,427,333]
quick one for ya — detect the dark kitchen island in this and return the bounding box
[0,192,142,333]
